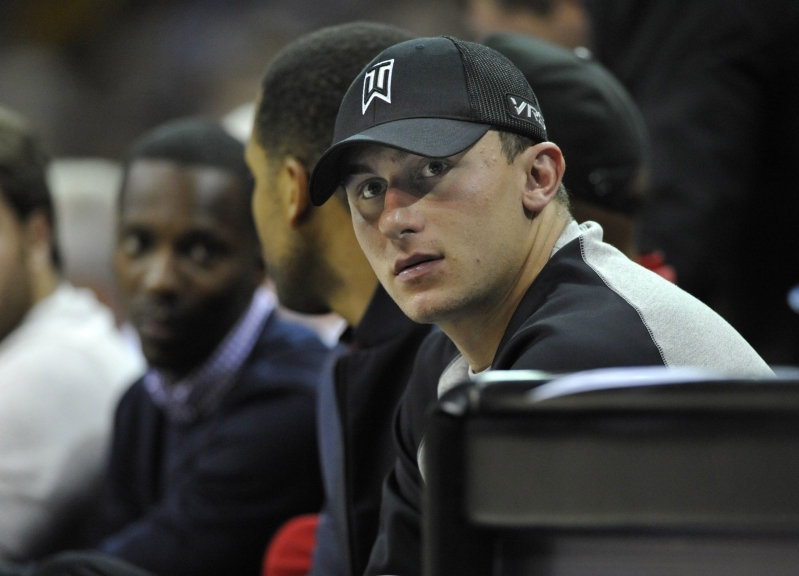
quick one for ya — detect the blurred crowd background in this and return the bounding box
[1,0,798,363]
[0,0,467,321]
[0,0,467,159]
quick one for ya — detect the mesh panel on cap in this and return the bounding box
[448,37,548,143]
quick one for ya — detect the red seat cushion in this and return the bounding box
[263,514,319,576]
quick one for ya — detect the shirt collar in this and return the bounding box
[143,287,276,424]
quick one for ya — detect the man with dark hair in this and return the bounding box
[245,23,428,576]
[308,37,773,576]
[90,119,329,576]
[0,106,143,560]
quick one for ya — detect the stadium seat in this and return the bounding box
[424,367,799,576]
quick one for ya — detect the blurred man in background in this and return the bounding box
[91,119,328,576]
[0,106,143,560]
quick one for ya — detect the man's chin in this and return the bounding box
[272,267,333,316]
[141,340,199,377]
[275,292,332,316]
[394,291,454,326]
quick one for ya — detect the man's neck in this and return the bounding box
[315,201,380,328]
[441,207,572,372]
[327,259,379,328]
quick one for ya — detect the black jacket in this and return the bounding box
[93,312,329,576]
[364,229,770,576]
[312,286,431,576]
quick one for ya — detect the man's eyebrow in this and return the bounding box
[340,162,374,186]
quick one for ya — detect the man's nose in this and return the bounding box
[142,248,181,294]
[378,186,424,240]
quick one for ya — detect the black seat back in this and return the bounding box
[424,370,799,576]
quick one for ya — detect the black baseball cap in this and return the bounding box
[484,33,649,216]
[309,36,548,206]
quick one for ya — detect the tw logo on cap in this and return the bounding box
[506,94,546,129]
[362,59,394,115]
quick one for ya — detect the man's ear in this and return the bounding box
[521,142,566,213]
[281,157,311,228]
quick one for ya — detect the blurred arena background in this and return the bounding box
[0,0,468,158]
[0,0,468,323]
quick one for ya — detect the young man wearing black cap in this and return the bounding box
[308,37,773,576]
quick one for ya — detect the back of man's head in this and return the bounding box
[255,22,416,176]
[0,106,59,264]
[466,0,590,49]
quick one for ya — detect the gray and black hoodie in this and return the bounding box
[366,220,773,576]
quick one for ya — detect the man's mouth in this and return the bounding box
[134,304,186,341]
[393,253,444,280]
[138,316,182,340]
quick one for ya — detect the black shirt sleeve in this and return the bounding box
[364,331,458,576]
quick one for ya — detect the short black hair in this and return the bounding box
[122,118,254,200]
[121,118,257,237]
[255,22,415,175]
[0,106,60,266]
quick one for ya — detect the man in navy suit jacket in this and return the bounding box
[92,119,329,576]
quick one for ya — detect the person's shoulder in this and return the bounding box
[401,329,460,414]
[115,376,149,411]
[255,311,330,357]
[501,225,770,375]
[109,376,165,444]
[0,284,144,387]
[496,227,669,371]
[412,328,460,378]
[237,312,332,397]
[418,328,459,358]
[113,376,162,423]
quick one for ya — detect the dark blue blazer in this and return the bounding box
[93,312,330,576]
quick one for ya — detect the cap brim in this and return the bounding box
[309,118,490,206]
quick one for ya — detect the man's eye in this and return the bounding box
[421,160,447,178]
[187,243,212,265]
[359,179,387,199]
[121,233,147,257]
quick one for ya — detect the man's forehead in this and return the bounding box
[345,144,411,166]
[341,145,418,181]
[121,159,246,223]
[341,132,490,176]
